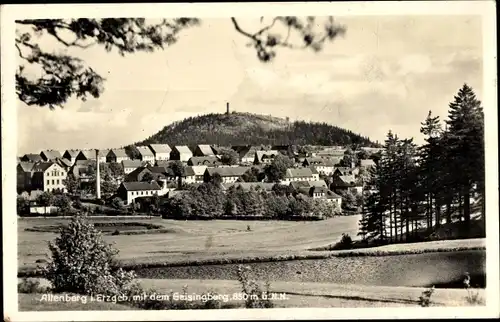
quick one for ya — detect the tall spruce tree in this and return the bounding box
[444,84,484,226]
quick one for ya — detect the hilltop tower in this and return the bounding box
[226,102,230,115]
[95,149,101,199]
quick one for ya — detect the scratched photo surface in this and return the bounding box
[2,2,498,321]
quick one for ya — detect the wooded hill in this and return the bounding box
[134,112,378,148]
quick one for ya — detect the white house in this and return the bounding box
[122,160,144,174]
[30,162,68,193]
[117,181,161,205]
[280,168,316,185]
[136,146,155,163]
[170,146,193,162]
[148,144,172,161]
[204,166,250,184]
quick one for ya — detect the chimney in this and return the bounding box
[226,102,230,115]
[95,149,101,199]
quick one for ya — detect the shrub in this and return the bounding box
[418,286,435,307]
[111,229,121,236]
[463,272,485,305]
[236,265,274,308]
[331,233,353,250]
[42,214,136,296]
[18,277,49,294]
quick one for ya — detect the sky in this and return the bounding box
[16,15,483,155]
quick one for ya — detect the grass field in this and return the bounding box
[18,215,362,271]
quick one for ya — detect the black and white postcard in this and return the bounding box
[1,1,498,321]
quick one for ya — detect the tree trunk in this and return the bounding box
[464,185,471,224]
[446,201,452,224]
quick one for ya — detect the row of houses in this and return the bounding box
[20,144,381,168]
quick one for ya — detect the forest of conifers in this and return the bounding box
[359,84,485,244]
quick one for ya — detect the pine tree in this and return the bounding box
[444,84,484,226]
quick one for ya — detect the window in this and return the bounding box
[56,179,59,184]
[46,179,50,185]
[52,180,55,185]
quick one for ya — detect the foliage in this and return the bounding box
[136,113,377,148]
[264,154,294,182]
[332,233,353,250]
[37,191,54,207]
[52,194,71,212]
[63,173,79,194]
[219,147,240,165]
[236,265,274,308]
[240,167,266,182]
[42,214,137,296]
[17,195,31,215]
[16,17,345,109]
[18,277,49,294]
[358,84,485,245]
[110,197,125,210]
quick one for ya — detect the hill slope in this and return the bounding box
[135,112,378,147]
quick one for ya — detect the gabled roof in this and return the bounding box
[206,166,250,177]
[290,180,328,190]
[304,157,341,167]
[190,165,207,176]
[108,149,128,158]
[309,166,319,175]
[63,149,81,158]
[126,166,151,182]
[184,166,196,176]
[32,162,56,172]
[334,167,353,175]
[255,150,279,161]
[78,150,97,160]
[136,146,155,157]
[360,159,376,167]
[98,149,110,158]
[196,144,215,156]
[337,175,357,185]
[188,156,221,166]
[41,150,62,160]
[18,162,35,172]
[121,181,161,191]
[285,168,314,178]
[122,160,144,168]
[74,160,95,167]
[55,158,72,168]
[149,144,172,154]
[173,146,192,154]
[156,160,177,168]
[22,154,43,162]
[147,166,169,174]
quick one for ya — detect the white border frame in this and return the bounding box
[2,1,498,321]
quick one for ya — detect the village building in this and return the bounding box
[17,162,35,193]
[122,160,145,174]
[170,146,193,162]
[20,154,43,163]
[116,181,161,205]
[280,168,317,185]
[75,149,97,162]
[148,144,172,161]
[62,149,81,165]
[136,146,155,163]
[193,144,216,157]
[30,162,68,193]
[254,150,279,164]
[190,165,207,183]
[308,186,343,207]
[97,149,109,163]
[204,166,250,184]
[302,157,341,175]
[331,174,363,194]
[187,156,221,167]
[106,149,130,163]
[54,158,72,171]
[183,166,197,184]
[40,150,62,161]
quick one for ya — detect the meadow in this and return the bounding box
[17,215,487,310]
